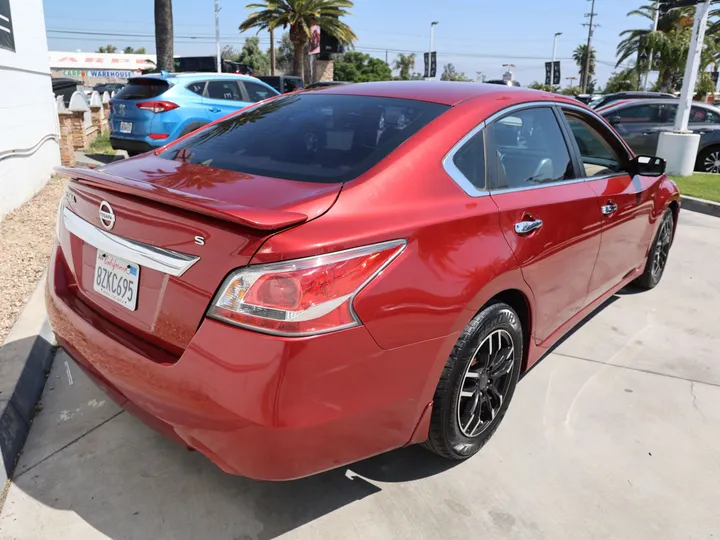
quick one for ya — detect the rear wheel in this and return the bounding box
[634,208,674,290]
[696,145,720,173]
[423,302,523,460]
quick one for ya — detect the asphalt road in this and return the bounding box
[1,210,719,540]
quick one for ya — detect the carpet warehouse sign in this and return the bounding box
[62,69,138,78]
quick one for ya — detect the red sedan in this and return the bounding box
[48,82,680,480]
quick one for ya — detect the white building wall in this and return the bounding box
[0,0,60,220]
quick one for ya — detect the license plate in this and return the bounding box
[93,251,140,310]
[119,122,132,134]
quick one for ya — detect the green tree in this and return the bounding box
[97,44,118,53]
[561,85,583,96]
[333,52,391,82]
[221,45,241,61]
[573,44,596,91]
[155,0,174,71]
[268,32,295,74]
[240,0,357,81]
[527,82,558,92]
[604,68,639,93]
[393,53,416,80]
[440,63,472,82]
[122,47,147,54]
[238,37,271,75]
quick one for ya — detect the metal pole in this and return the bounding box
[643,1,660,91]
[675,0,711,131]
[214,0,221,73]
[582,0,596,93]
[551,32,561,87]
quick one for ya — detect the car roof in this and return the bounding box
[608,91,675,98]
[602,98,719,109]
[131,72,260,82]
[305,81,582,106]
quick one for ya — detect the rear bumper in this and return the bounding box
[109,137,157,154]
[46,243,452,480]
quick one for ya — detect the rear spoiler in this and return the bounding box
[56,167,308,231]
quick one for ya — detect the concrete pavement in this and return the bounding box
[1,211,719,540]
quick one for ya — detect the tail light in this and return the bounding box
[136,101,179,113]
[208,240,406,336]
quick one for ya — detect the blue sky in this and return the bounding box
[43,0,646,86]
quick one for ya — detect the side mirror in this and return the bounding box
[631,155,666,177]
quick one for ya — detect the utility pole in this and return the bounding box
[581,0,598,93]
[385,50,388,64]
[269,27,276,75]
[567,76,578,87]
[214,0,221,73]
[643,1,660,91]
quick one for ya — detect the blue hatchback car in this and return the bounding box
[109,72,279,155]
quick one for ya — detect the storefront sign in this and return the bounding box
[62,69,138,78]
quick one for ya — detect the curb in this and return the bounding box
[680,195,720,218]
[0,276,55,483]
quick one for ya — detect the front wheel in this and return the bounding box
[634,208,674,290]
[423,302,523,460]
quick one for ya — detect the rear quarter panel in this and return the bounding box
[153,84,209,140]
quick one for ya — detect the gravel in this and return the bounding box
[0,176,67,345]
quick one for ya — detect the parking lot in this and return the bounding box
[0,209,718,540]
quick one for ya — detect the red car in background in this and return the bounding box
[47,82,679,480]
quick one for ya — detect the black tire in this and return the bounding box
[179,122,207,138]
[695,145,720,173]
[423,302,523,460]
[634,208,674,290]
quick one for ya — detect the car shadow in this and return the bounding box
[85,153,123,164]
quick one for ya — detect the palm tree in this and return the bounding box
[394,53,416,80]
[155,0,174,71]
[239,0,357,81]
[573,44,596,91]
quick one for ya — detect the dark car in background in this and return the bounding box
[599,98,720,173]
[257,75,305,93]
[306,81,351,89]
[590,91,677,110]
[52,78,84,106]
[93,83,125,95]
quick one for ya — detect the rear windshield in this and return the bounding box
[114,78,169,100]
[158,94,448,183]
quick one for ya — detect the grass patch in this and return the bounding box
[671,173,720,203]
[88,132,115,156]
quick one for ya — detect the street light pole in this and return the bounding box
[428,21,438,80]
[642,1,660,91]
[214,0,221,73]
[551,32,562,87]
[675,0,711,131]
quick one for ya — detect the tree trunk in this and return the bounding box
[154,0,174,72]
[290,24,307,80]
[269,27,276,76]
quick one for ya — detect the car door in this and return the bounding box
[605,102,670,155]
[487,105,603,344]
[203,80,248,121]
[559,106,657,303]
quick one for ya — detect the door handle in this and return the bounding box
[641,131,657,135]
[601,203,618,216]
[208,107,221,113]
[514,219,543,235]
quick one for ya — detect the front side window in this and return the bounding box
[613,104,666,123]
[563,111,625,177]
[243,81,277,102]
[488,107,575,189]
[206,80,242,101]
[159,94,448,183]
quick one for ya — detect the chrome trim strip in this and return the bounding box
[62,208,200,277]
[489,177,588,195]
[442,121,489,198]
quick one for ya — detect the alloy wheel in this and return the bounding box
[651,217,672,281]
[456,329,515,438]
[703,151,720,173]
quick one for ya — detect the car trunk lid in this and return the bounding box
[57,157,341,357]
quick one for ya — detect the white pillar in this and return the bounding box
[675,0,711,131]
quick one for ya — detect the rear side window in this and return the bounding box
[489,107,575,188]
[690,106,720,124]
[243,81,277,102]
[159,94,448,183]
[451,131,486,189]
[187,81,206,96]
[114,78,170,100]
[207,80,242,101]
